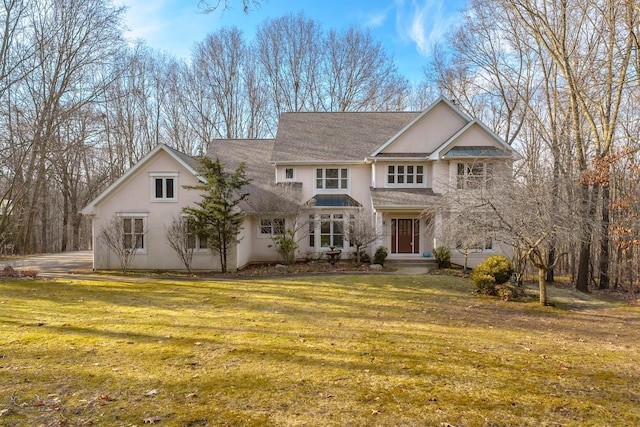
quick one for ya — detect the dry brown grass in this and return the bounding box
[0,274,638,426]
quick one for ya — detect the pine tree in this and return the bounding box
[183,157,250,272]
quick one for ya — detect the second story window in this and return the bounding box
[457,162,493,189]
[285,168,294,179]
[387,165,424,185]
[151,173,178,201]
[316,168,348,190]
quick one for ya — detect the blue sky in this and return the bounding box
[122,0,468,82]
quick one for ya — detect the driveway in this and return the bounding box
[2,251,93,276]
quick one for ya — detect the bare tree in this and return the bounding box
[323,25,410,112]
[100,214,145,273]
[345,211,381,265]
[10,0,124,253]
[255,12,323,116]
[503,0,637,291]
[166,216,195,274]
[193,27,249,139]
[197,0,260,14]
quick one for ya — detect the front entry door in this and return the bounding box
[391,219,419,254]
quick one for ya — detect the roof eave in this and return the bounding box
[80,144,199,216]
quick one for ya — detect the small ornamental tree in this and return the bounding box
[166,216,194,273]
[272,229,298,265]
[183,157,250,273]
[345,211,382,265]
[100,214,145,274]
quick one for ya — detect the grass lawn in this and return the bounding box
[1,274,639,426]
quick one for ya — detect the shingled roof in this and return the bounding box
[370,188,440,209]
[271,111,420,163]
[207,139,302,214]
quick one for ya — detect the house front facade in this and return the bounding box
[82,98,518,271]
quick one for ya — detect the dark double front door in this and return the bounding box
[391,218,419,254]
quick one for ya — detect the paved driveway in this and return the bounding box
[2,251,93,275]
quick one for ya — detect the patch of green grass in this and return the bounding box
[0,275,639,426]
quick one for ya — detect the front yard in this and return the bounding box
[0,274,638,426]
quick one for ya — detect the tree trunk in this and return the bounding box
[599,183,610,289]
[61,190,69,252]
[576,183,596,293]
[546,248,556,283]
[538,266,548,306]
[576,242,591,292]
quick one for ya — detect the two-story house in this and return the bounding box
[82,98,517,271]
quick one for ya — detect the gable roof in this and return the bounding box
[428,120,516,160]
[81,144,199,216]
[271,111,419,163]
[369,97,472,158]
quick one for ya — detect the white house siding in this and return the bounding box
[89,150,222,271]
[380,104,468,155]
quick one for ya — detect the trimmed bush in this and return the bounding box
[373,246,388,266]
[471,255,514,295]
[433,246,451,269]
[496,283,524,301]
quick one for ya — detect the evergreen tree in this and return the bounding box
[183,157,250,272]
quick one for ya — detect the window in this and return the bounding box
[187,228,208,251]
[316,168,348,190]
[308,214,315,247]
[285,168,294,180]
[387,164,424,185]
[320,213,344,248]
[260,218,285,236]
[457,162,493,189]
[456,237,493,251]
[151,173,178,201]
[122,216,145,251]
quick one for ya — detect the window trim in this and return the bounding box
[118,212,147,254]
[187,226,209,253]
[315,167,349,192]
[308,212,346,249]
[150,172,178,202]
[456,162,493,190]
[284,167,295,180]
[259,217,286,238]
[455,237,494,252]
[386,164,425,187]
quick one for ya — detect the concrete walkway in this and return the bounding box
[2,251,93,276]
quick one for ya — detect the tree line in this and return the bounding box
[0,0,425,256]
[429,0,640,296]
[1,0,638,297]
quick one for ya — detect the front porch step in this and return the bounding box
[385,259,437,274]
[386,259,437,265]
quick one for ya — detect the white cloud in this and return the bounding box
[121,0,219,59]
[122,0,170,40]
[395,0,460,57]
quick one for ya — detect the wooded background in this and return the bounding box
[0,0,638,293]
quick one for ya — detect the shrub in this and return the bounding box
[271,230,298,265]
[351,250,370,264]
[471,255,514,295]
[472,272,497,295]
[496,283,524,301]
[433,246,451,269]
[373,246,388,266]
